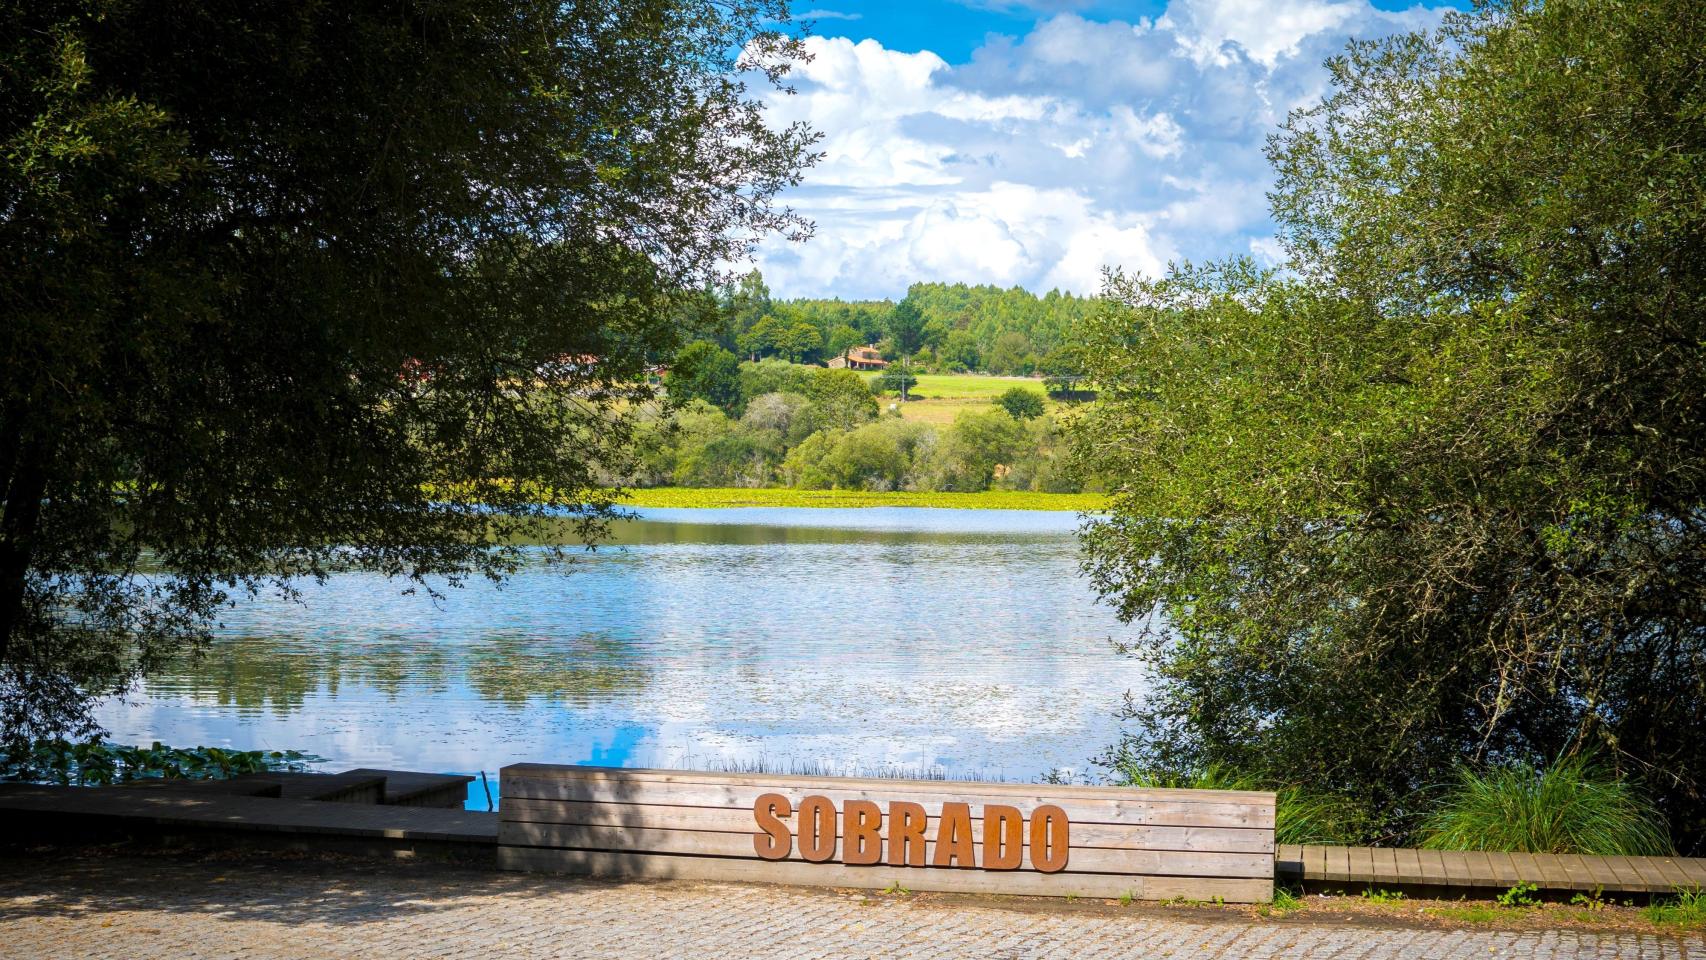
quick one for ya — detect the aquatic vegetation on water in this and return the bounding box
[2,736,316,786]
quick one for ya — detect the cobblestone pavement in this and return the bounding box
[2,853,1703,959]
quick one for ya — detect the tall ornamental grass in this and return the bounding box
[1418,755,1673,856]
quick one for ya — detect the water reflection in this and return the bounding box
[98,508,1143,800]
[465,635,650,708]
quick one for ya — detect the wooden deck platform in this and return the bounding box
[1278,844,1706,897]
[0,782,496,862]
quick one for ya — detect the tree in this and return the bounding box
[1076,0,1706,847]
[772,321,823,363]
[995,388,1045,421]
[736,312,782,360]
[805,370,879,432]
[929,410,1026,492]
[737,357,817,404]
[726,270,774,340]
[1039,347,1089,400]
[825,324,863,360]
[985,332,1035,376]
[667,343,743,414]
[886,298,926,402]
[0,0,817,746]
[941,329,981,372]
[873,366,918,397]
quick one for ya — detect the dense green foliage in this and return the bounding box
[1078,0,1706,848]
[1418,756,1673,856]
[667,342,744,413]
[638,397,1081,494]
[685,275,1095,377]
[0,0,816,746]
[2,736,314,786]
[643,359,1083,493]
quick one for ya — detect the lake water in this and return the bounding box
[93,507,1145,808]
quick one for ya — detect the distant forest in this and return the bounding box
[679,271,1096,376]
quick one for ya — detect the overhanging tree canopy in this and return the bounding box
[1077,0,1706,847]
[0,0,819,745]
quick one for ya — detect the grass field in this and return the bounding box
[883,398,996,424]
[617,487,1106,511]
[859,372,1054,424]
[860,372,1048,399]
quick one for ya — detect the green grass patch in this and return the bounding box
[1259,887,1305,916]
[1418,755,1673,856]
[616,487,1107,511]
[1643,888,1706,929]
[1425,905,1505,924]
[862,372,1047,399]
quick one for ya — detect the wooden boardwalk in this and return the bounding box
[0,781,495,861]
[1278,843,1706,896]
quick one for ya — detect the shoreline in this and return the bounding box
[612,487,1107,511]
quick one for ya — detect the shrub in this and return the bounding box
[1417,755,1673,856]
[741,391,815,444]
[737,358,817,404]
[996,387,1046,420]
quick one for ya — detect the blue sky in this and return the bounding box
[750,0,1467,299]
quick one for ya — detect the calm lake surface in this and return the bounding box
[94,507,1144,807]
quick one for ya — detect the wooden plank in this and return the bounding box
[1620,856,1673,894]
[0,784,496,843]
[1370,847,1399,886]
[1556,855,1600,892]
[497,822,1272,878]
[1416,848,1449,887]
[1323,844,1351,883]
[501,763,1277,806]
[1668,855,1706,890]
[1439,850,1473,888]
[1601,855,1659,893]
[1506,851,1541,886]
[1482,851,1520,887]
[1345,847,1375,886]
[500,775,1272,829]
[1394,847,1423,885]
[1458,851,1493,886]
[495,845,1273,903]
[1639,855,1697,892]
[1305,845,1327,881]
[1526,853,1572,889]
[499,799,1273,853]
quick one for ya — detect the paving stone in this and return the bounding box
[1,853,1703,959]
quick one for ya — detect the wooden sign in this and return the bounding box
[497,764,1275,902]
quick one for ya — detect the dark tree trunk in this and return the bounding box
[0,430,46,666]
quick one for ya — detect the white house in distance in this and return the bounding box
[826,345,888,370]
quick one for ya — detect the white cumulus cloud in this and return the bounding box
[752,0,1450,298]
